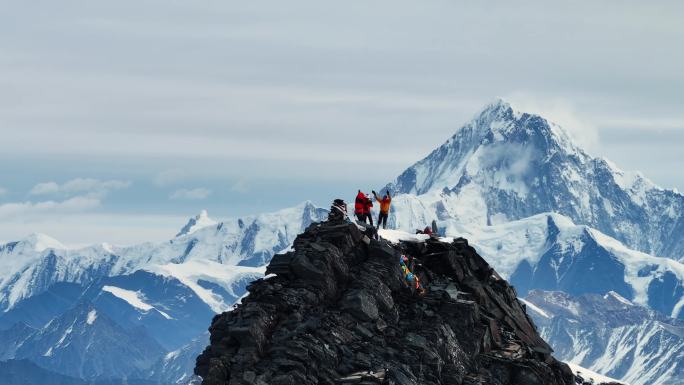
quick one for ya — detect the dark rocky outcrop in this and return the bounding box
[195,217,576,385]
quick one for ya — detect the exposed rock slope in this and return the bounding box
[195,217,576,385]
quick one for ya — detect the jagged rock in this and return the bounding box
[341,290,379,322]
[195,219,577,385]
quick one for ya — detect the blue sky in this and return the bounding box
[1,1,683,245]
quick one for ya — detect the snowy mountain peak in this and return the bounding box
[384,101,684,261]
[478,97,520,121]
[469,97,577,148]
[481,97,513,113]
[22,233,66,252]
[386,99,586,196]
[604,290,634,307]
[176,210,218,237]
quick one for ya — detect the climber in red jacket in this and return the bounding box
[363,194,374,226]
[354,190,367,223]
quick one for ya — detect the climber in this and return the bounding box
[363,194,374,226]
[372,190,391,229]
[354,190,366,223]
[399,255,425,294]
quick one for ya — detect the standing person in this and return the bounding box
[354,190,366,223]
[372,190,391,229]
[363,194,374,226]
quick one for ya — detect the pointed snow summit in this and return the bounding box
[0,233,66,256]
[22,233,66,252]
[387,98,584,196]
[176,210,218,237]
[385,98,684,260]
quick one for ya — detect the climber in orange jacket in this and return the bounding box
[372,190,391,229]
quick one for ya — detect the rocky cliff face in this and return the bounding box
[194,217,581,385]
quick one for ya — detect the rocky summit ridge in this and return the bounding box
[194,215,604,385]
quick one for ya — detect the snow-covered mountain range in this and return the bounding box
[462,213,684,320]
[525,290,684,385]
[1,99,682,384]
[0,202,326,382]
[0,201,326,314]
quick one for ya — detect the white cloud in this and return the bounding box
[30,178,131,198]
[230,180,249,193]
[594,117,684,131]
[0,196,101,220]
[0,187,7,196]
[29,182,60,195]
[0,178,130,227]
[0,212,189,246]
[153,169,189,187]
[169,188,212,200]
[1,0,683,233]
